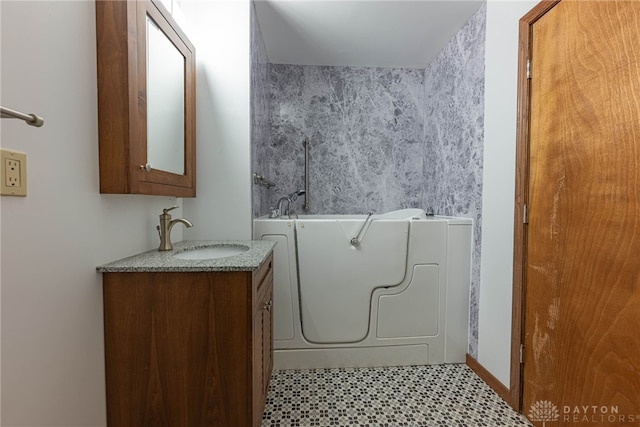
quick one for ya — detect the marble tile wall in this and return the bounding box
[423,3,487,358]
[268,65,424,215]
[250,1,272,219]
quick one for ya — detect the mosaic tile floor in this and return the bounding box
[262,364,533,426]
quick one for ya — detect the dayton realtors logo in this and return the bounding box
[528,400,640,425]
[528,400,560,426]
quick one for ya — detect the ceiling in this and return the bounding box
[253,0,485,69]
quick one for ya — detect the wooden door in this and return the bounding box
[523,0,640,424]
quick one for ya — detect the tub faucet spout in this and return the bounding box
[274,196,291,217]
[157,206,193,251]
[271,190,306,218]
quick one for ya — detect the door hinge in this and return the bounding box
[520,344,525,364]
[526,59,532,79]
[523,204,528,224]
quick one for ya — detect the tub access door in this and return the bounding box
[296,218,409,344]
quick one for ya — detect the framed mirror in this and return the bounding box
[96,0,196,197]
[146,15,185,175]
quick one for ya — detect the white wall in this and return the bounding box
[479,0,538,388]
[0,2,185,425]
[182,1,252,241]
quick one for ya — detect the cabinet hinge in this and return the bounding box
[526,59,532,79]
[520,344,525,364]
[523,204,528,224]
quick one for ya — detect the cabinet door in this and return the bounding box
[252,300,265,426]
[96,0,196,197]
[252,256,273,426]
[253,278,273,426]
[103,271,251,426]
[262,282,273,398]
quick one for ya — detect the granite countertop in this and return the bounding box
[97,240,275,273]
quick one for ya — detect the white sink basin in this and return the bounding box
[173,245,249,260]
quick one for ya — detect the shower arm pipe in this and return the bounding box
[303,138,310,212]
[1,106,44,127]
[253,173,275,188]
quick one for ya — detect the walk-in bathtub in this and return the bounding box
[253,208,472,369]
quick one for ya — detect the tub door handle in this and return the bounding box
[350,212,374,247]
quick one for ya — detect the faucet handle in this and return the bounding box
[162,205,179,215]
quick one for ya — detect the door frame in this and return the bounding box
[509,0,561,412]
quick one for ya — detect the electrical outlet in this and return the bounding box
[1,149,27,197]
[6,159,21,187]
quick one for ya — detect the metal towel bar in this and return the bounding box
[1,106,44,127]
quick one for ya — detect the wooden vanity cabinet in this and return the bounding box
[102,254,273,426]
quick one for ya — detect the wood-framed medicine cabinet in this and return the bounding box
[96,0,196,197]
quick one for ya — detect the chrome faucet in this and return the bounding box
[156,206,193,251]
[271,190,306,218]
[274,196,291,217]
